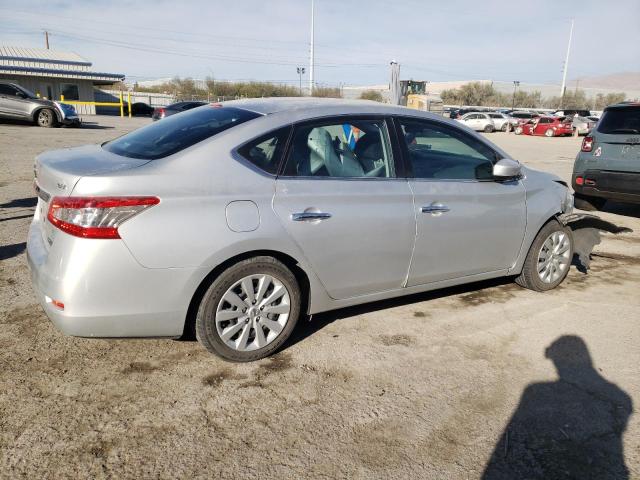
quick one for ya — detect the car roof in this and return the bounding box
[218,97,415,116]
[605,101,640,110]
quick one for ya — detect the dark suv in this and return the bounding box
[0,82,79,127]
[572,102,640,209]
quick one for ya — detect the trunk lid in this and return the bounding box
[592,106,640,173]
[34,144,151,249]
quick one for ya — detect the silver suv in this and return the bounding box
[0,82,79,127]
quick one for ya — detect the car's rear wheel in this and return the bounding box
[196,256,301,362]
[484,124,494,133]
[545,128,555,137]
[514,126,523,135]
[36,108,57,128]
[501,123,508,132]
[574,193,606,211]
[515,220,573,292]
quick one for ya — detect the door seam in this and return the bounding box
[402,179,418,288]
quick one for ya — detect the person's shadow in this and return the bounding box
[482,335,633,480]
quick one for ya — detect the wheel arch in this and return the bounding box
[181,249,312,339]
[32,106,62,124]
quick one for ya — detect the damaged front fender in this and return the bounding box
[558,213,633,271]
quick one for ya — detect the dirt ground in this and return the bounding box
[1,116,638,479]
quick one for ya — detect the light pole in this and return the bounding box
[297,67,305,95]
[512,81,520,110]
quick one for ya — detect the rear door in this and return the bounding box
[395,116,526,285]
[273,116,415,299]
[0,84,24,117]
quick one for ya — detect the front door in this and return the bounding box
[395,117,527,285]
[273,116,415,299]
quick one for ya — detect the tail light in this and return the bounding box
[581,136,594,152]
[47,196,160,239]
[155,107,165,117]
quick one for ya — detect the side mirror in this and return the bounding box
[493,158,522,179]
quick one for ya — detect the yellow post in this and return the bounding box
[127,91,132,118]
[61,94,65,102]
[119,91,124,118]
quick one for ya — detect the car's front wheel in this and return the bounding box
[36,108,57,128]
[196,256,301,362]
[515,220,573,292]
[514,126,523,135]
[484,124,494,133]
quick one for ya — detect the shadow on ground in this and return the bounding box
[0,242,26,261]
[482,335,633,480]
[600,201,640,219]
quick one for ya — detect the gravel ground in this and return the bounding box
[0,116,638,479]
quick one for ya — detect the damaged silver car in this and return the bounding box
[27,98,630,362]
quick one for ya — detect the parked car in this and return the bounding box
[456,112,495,132]
[29,98,577,361]
[152,101,208,120]
[572,116,597,136]
[572,102,640,210]
[487,112,517,131]
[587,116,601,123]
[509,111,540,125]
[554,109,591,118]
[0,82,80,127]
[124,102,155,117]
[450,107,488,119]
[514,116,574,137]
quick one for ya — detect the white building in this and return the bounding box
[0,46,124,114]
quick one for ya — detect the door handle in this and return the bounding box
[291,212,332,222]
[421,204,450,214]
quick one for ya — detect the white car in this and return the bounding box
[487,112,520,131]
[456,112,495,132]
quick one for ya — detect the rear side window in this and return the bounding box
[104,106,261,160]
[237,127,290,175]
[597,108,640,134]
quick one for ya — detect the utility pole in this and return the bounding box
[309,0,314,96]
[560,19,574,106]
[297,67,305,95]
[511,81,520,110]
[44,30,50,49]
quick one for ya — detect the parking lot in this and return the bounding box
[1,116,639,479]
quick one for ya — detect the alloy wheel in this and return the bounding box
[537,231,571,283]
[215,274,291,351]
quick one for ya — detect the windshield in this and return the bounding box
[597,107,640,134]
[15,85,37,99]
[103,106,261,160]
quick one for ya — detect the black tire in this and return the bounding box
[195,256,301,362]
[574,193,606,211]
[515,220,573,292]
[35,108,57,128]
[484,124,494,133]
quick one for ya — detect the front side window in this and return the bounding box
[282,119,395,178]
[0,84,18,96]
[60,83,79,101]
[104,106,261,160]
[237,127,290,175]
[398,118,497,181]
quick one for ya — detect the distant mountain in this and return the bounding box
[573,72,640,91]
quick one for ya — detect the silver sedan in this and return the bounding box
[28,98,576,361]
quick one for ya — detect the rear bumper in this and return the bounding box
[572,170,640,204]
[26,220,206,338]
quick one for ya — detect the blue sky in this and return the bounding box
[0,0,638,86]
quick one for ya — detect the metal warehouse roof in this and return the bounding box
[0,46,124,83]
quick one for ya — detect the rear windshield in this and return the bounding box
[597,108,640,135]
[104,106,261,159]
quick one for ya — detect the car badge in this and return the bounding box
[57,182,67,190]
[593,147,602,157]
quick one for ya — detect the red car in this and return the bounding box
[514,116,574,137]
